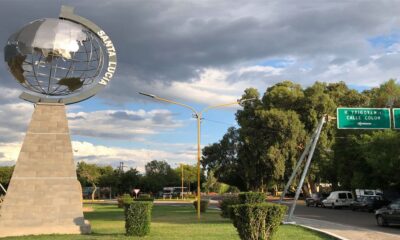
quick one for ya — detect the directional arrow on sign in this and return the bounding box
[357,122,372,126]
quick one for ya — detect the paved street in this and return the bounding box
[286,200,400,237]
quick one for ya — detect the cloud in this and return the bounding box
[2,0,400,106]
[67,109,183,140]
[0,140,196,173]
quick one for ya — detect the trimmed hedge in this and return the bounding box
[135,194,154,202]
[238,192,266,204]
[118,194,133,208]
[134,198,154,202]
[219,196,240,218]
[138,194,151,199]
[193,199,210,212]
[124,201,153,236]
[231,203,287,240]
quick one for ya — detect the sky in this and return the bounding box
[1,0,400,172]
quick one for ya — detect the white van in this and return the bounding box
[322,191,354,208]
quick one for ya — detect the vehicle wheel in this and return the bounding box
[351,206,355,211]
[332,203,336,209]
[376,215,388,227]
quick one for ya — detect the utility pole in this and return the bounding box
[181,163,184,199]
[281,115,335,223]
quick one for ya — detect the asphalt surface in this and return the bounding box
[287,200,400,236]
[154,199,400,237]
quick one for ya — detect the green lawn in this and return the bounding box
[3,204,336,240]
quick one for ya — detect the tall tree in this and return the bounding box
[142,160,180,193]
[77,162,101,201]
[0,166,14,192]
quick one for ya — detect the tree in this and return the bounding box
[142,160,180,193]
[119,168,141,195]
[77,162,101,201]
[368,79,400,107]
[202,127,246,189]
[0,166,14,192]
[174,164,198,192]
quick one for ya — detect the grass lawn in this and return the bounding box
[4,204,336,240]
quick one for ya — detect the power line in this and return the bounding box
[202,118,238,126]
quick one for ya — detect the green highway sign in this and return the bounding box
[337,108,391,129]
[394,108,400,129]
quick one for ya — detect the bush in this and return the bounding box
[219,196,240,218]
[134,198,154,202]
[135,194,154,202]
[193,199,209,212]
[183,193,196,199]
[124,201,153,236]
[138,194,151,199]
[118,194,133,208]
[231,203,287,240]
[238,192,266,204]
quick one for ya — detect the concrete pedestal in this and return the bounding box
[0,103,90,237]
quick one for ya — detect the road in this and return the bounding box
[286,200,400,236]
[154,199,400,236]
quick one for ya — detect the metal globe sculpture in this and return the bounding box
[4,6,117,104]
[5,18,104,96]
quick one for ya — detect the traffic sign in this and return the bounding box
[394,108,400,129]
[337,108,391,129]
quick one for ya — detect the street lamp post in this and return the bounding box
[139,92,254,219]
[181,163,184,200]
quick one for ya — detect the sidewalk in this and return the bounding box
[293,216,400,240]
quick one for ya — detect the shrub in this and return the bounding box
[193,199,210,212]
[124,201,153,236]
[135,194,154,202]
[134,198,154,202]
[118,194,133,208]
[219,196,240,218]
[183,193,196,199]
[231,203,287,240]
[238,192,266,204]
[138,194,151,199]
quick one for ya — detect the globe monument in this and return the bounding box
[0,6,117,237]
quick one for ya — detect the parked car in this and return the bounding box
[350,196,390,212]
[322,191,354,208]
[375,199,400,226]
[305,193,328,207]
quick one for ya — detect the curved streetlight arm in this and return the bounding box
[139,92,198,115]
[200,98,257,115]
[155,97,198,116]
[200,101,240,115]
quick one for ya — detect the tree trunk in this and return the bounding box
[91,183,97,201]
[308,177,318,193]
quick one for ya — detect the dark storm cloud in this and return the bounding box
[1,0,400,103]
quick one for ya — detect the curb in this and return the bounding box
[291,216,400,240]
[295,223,348,240]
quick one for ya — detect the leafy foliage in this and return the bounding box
[193,199,210,212]
[124,201,153,236]
[238,192,266,204]
[219,196,240,218]
[202,79,400,194]
[118,193,133,208]
[231,203,287,240]
[0,166,14,190]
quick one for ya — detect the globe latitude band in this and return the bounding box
[20,5,117,105]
